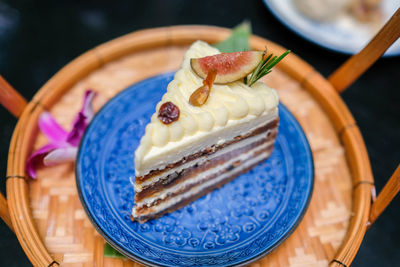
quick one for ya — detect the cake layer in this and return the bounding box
[132,145,273,223]
[135,129,278,202]
[135,116,279,184]
[136,107,278,177]
[133,139,274,211]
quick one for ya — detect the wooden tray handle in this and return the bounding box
[0,75,27,117]
[368,164,400,226]
[0,193,13,231]
[0,75,26,231]
[329,8,400,93]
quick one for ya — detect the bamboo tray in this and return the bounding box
[0,25,397,267]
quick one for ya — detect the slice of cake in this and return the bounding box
[132,41,285,223]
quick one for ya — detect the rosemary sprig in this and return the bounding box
[247,50,291,86]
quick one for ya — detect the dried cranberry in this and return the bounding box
[158,101,180,124]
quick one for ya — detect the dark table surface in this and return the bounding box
[0,1,399,266]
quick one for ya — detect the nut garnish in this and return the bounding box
[189,69,217,106]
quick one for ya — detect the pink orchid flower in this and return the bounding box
[26,90,96,178]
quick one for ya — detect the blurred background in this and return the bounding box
[0,0,399,266]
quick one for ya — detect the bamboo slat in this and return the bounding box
[5,26,374,267]
[0,74,25,232]
[7,102,57,267]
[302,72,356,134]
[329,183,372,267]
[341,126,374,185]
[32,50,102,110]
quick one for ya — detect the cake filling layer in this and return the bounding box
[135,129,277,201]
[135,123,278,192]
[133,140,274,210]
[132,146,273,221]
[136,108,278,177]
[135,116,279,184]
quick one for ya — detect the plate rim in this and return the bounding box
[75,72,315,266]
[262,0,400,57]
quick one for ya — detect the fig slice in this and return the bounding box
[190,51,263,84]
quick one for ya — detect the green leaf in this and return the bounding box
[214,21,251,52]
[104,243,126,259]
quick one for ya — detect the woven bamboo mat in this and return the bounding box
[28,45,352,267]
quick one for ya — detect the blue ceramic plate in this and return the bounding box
[76,73,314,266]
[263,0,400,56]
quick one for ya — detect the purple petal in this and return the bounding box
[67,90,97,146]
[26,143,67,179]
[81,90,96,122]
[26,90,97,179]
[38,112,68,142]
[43,146,77,166]
[66,112,87,146]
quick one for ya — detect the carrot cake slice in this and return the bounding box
[132,41,283,222]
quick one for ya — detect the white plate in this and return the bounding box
[263,0,400,56]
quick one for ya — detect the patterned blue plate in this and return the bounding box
[76,72,314,266]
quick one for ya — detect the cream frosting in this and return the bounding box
[134,41,279,176]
